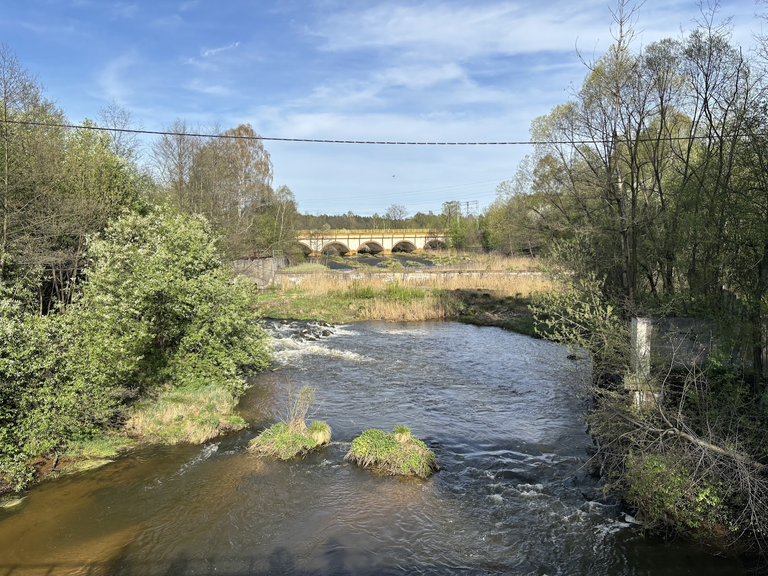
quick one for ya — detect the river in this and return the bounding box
[0,321,755,575]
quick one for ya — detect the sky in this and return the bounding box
[0,0,762,217]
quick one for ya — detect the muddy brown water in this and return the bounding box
[0,322,757,575]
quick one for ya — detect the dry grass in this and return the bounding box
[358,294,457,321]
[421,251,542,271]
[280,271,551,299]
[258,253,554,325]
[125,385,247,444]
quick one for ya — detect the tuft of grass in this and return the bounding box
[345,426,438,479]
[63,435,136,459]
[308,420,332,446]
[248,422,317,460]
[248,385,331,460]
[125,385,247,445]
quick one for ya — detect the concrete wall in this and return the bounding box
[232,257,289,287]
[630,316,715,379]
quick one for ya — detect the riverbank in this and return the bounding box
[0,383,250,499]
[255,262,551,337]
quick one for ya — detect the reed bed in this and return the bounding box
[421,251,543,271]
[257,253,553,325]
[280,271,551,299]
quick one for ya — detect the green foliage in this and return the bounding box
[532,271,629,383]
[345,427,438,479]
[345,280,376,299]
[383,282,423,303]
[0,209,271,490]
[622,453,732,536]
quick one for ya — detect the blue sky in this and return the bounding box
[1,0,760,216]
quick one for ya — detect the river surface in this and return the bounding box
[0,321,755,575]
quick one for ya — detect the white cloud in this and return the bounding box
[375,63,467,89]
[98,51,138,104]
[311,0,746,61]
[186,80,232,96]
[201,41,241,58]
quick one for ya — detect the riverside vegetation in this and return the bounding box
[517,2,768,549]
[0,45,277,494]
[256,253,550,336]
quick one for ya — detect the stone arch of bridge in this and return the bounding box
[322,241,351,255]
[298,241,313,256]
[357,241,384,254]
[425,239,448,250]
[392,241,418,253]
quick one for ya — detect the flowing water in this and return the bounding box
[0,321,755,575]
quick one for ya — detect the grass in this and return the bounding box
[345,426,438,479]
[63,435,136,459]
[256,259,553,331]
[125,384,247,444]
[248,385,332,460]
[281,263,329,273]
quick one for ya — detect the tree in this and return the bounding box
[97,98,142,163]
[0,44,65,289]
[152,118,200,214]
[385,204,408,228]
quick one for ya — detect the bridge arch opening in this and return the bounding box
[322,241,351,256]
[357,241,384,255]
[425,239,448,251]
[298,242,313,256]
[392,241,417,253]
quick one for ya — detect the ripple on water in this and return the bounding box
[0,321,756,576]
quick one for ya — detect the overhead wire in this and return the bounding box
[0,118,733,146]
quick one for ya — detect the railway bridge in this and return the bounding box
[296,229,448,256]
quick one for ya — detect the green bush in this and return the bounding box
[622,452,732,536]
[0,209,272,490]
[345,426,438,479]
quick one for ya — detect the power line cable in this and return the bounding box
[0,118,735,146]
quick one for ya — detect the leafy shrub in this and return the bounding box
[0,209,272,490]
[622,452,732,536]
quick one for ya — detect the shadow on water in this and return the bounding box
[3,542,764,576]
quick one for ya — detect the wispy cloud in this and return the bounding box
[111,2,139,19]
[179,0,200,11]
[186,80,232,96]
[201,41,241,58]
[150,13,184,29]
[98,51,138,104]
